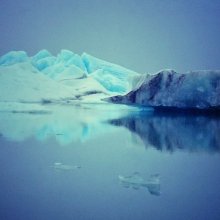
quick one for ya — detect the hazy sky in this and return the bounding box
[0,0,220,73]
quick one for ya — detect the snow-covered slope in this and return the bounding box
[109,70,220,110]
[0,62,76,103]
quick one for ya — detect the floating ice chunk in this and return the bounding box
[53,162,81,171]
[118,172,161,195]
[0,51,28,66]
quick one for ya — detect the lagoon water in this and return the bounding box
[0,104,220,220]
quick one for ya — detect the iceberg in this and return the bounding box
[109,70,220,110]
[0,50,141,106]
[32,49,141,94]
[1,49,220,111]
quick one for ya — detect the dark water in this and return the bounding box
[0,104,220,220]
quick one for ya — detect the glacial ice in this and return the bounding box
[1,49,220,110]
[90,69,129,93]
[31,50,86,80]
[81,52,137,75]
[109,69,220,110]
[0,50,140,97]
[0,51,29,66]
[31,49,52,64]
[82,53,141,93]
[57,50,87,72]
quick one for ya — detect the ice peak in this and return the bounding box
[0,51,28,66]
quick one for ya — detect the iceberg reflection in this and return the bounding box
[109,112,220,153]
[1,103,220,154]
[0,104,140,145]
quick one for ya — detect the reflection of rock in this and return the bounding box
[110,113,220,153]
[118,172,160,196]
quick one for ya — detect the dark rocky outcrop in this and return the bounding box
[108,70,220,110]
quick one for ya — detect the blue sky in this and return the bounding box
[0,0,220,73]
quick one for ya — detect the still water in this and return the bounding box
[0,104,220,220]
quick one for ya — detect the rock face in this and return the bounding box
[109,70,220,110]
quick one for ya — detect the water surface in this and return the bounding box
[0,104,220,220]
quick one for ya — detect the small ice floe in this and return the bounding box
[118,172,161,196]
[53,162,81,171]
